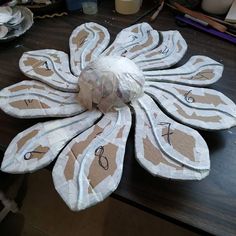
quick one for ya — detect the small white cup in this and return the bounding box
[82,0,98,15]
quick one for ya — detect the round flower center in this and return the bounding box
[77,56,145,113]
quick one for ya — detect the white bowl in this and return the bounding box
[0,6,33,42]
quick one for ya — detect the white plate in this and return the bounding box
[0,6,12,24]
[7,9,24,27]
[0,6,33,42]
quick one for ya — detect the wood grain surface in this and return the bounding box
[0,1,236,235]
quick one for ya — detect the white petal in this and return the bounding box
[133,30,187,70]
[144,56,223,86]
[19,49,79,92]
[0,80,85,118]
[1,110,102,173]
[69,22,110,76]
[132,94,210,177]
[102,23,159,59]
[52,106,131,211]
[145,84,236,130]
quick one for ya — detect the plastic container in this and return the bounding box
[115,0,142,15]
[82,0,98,15]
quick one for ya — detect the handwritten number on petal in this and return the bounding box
[1,110,102,173]
[52,107,131,211]
[132,94,210,180]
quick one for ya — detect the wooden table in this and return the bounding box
[0,1,236,235]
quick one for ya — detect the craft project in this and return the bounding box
[0,6,33,41]
[0,22,236,211]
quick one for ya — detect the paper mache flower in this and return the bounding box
[0,22,235,211]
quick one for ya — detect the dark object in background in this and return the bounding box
[175,14,236,44]
[22,0,67,16]
[66,0,101,11]
[168,0,201,9]
[0,0,9,5]
[66,0,82,11]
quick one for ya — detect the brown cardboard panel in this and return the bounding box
[73,60,81,68]
[85,32,105,62]
[145,50,161,58]
[193,57,204,65]
[10,99,50,110]
[64,150,77,181]
[24,145,50,160]
[64,125,104,181]
[23,57,54,77]
[131,26,139,33]
[88,142,118,190]
[9,84,45,92]
[180,69,214,81]
[144,34,171,58]
[143,137,182,170]
[77,80,93,110]
[71,29,89,50]
[129,32,154,53]
[174,103,221,123]
[116,126,125,139]
[141,60,165,67]
[175,88,227,106]
[49,53,62,63]
[162,128,195,162]
[176,40,182,53]
[48,92,70,99]
[105,45,115,56]
[17,129,39,152]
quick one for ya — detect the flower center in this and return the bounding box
[77,56,145,113]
